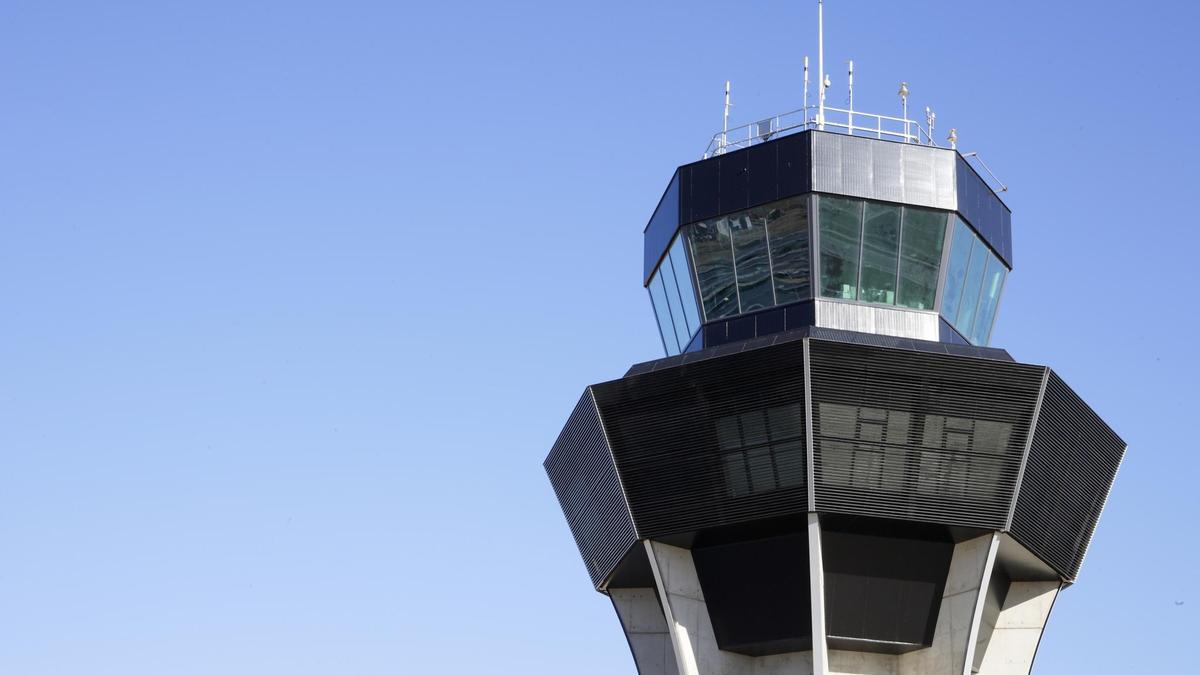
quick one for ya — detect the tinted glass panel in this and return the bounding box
[659,245,693,350]
[668,236,702,336]
[688,217,739,320]
[970,255,1007,345]
[954,238,990,335]
[859,202,900,304]
[940,219,975,323]
[819,196,863,299]
[648,272,680,355]
[731,209,774,312]
[767,196,810,303]
[897,207,946,310]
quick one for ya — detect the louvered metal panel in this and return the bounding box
[547,332,1120,590]
[593,341,809,539]
[544,391,637,588]
[810,133,956,210]
[1009,372,1125,580]
[808,340,1043,527]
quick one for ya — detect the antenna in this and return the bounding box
[898,82,910,142]
[721,80,731,154]
[817,0,825,130]
[847,60,854,136]
[803,56,810,126]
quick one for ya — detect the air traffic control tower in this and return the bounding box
[543,32,1125,675]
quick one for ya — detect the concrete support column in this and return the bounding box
[644,540,754,675]
[899,533,999,675]
[975,581,1059,674]
[643,540,814,675]
[611,588,679,675]
[807,514,829,675]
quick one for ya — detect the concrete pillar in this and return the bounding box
[898,534,999,675]
[974,581,1059,675]
[807,514,830,675]
[828,650,899,674]
[643,540,814,675]
[611,588,679,675]
[644,540,756,675]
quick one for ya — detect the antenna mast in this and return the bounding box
[847,59,854,136]
[721,80,731,154]
[803,56,809,125]
[817,0,825,130]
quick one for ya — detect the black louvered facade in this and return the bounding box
[593,339,809,539]
[1009,372,1125,580]
[809,340,1042,528]
[543,392,637,587]
[545,334,1124,589]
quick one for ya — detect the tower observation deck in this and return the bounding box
[543,11,1125,674]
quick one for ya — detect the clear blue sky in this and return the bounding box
[0,1,1195,673]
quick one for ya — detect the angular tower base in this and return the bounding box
[611,520,1060,675]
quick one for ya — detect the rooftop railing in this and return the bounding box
[702,104,1008,196]
[703,105,939,159]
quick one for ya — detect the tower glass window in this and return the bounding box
[814,195,948,312]
[940,216,1010,346]
[897,207,946,310]
[859,202,901,304]
[659,242,692,351]
[647,271,679,354]
[730,209,774,312]
[647,232,704,356]
[680,195,814,324]
[668,236,702,337]
[688,217,739,321]
[969,256,1007,345]
[818,196,864,300]
[940,218,975,323]
[766,196,811,303]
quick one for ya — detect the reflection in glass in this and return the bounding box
[897,207,946,309]
[818,403,911,491]
[731,209,774,311]
[954,239,990,336]
[819,196,863,299]
[688,218,739,320]
[648,272,680,355]
[970,255,1007,345]
[668,236,702,337]
[718,404,806,497]
[766,197,810,303]
[940,219,976,324]
[859,202,901,304]
[659,246,692,351]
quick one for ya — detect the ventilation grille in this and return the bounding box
[1009,372,1125,580]
[809,340,1043,528]
[593,340,809,539]
[544,391,637,588]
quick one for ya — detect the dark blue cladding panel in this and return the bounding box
[955,155,1013,268]
[647,132,813,284]
[777,132,812,197]
[719,149,749,214]
[686,157,721,223]
[643,170,681,284]
[747,142,779,207]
